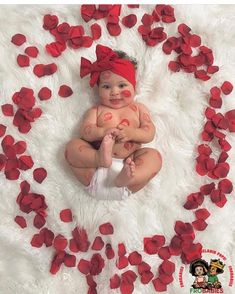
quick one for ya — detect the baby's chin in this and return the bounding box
[102,101,132,109]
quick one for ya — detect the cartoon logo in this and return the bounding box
[189,258,225,292]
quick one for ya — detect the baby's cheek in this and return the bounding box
[121,90,131,98]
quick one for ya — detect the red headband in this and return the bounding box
[80,44,136,88]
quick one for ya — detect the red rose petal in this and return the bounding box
[138,261,151,275]
[14,215,27,228]
[91,23,101,40]
[168,61,181,72]
[18,155,34,170]
[174,221,195,241]
[11,33,26,46]
[60,209,73,222]
[72,226,90,252]
[121,270,137,284]
[43,14,59,30]
[105,243,115,259]
[99,222,114,235]
[5,169,20,180]
[195,208,210,220]
[46,41,66,57]
[189,34,201,47]
[2,104,14,116]
[221,81,233,95]
[24,46,39,58]
[17,54,30,67]
[107,23,121,36]
[40,228,54,247]
[122,14,137,28]
[169,235,182,256]
[13,141,26,154]
[33,167,47,183]
[161,260,175,275]
[33,64,44,77]
[128,251,142,265]
[128,5,139,8]
[141,271,154,284]
[213,162,230,178]
[69,238,79,253]
[0,124,7,137]
[31,233,44,248]
[116,256,129,269]
[152,278,167,292]
[195,70,210,81]
[0,154,7,171]
[38,87,52,101]
[110,274,121,289]
[64,254,76,267]
[158,246,171,260]
[86,274,97,288]
[91,236,104,250]
[159,273,174,285]
[58,85,73,98]
[207,65,219,74]
[90,253,105,275]
[53,234,68,251]
[200,183,215,195]
[33,214,46,229]
[50,251,65,275]
[218,179,233,194]
[118,243,126,256]
[192,219,208,231]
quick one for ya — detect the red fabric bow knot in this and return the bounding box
[80,44,136,88]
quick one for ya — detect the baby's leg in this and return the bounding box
[65,134,115,186]
[115,147,162,193]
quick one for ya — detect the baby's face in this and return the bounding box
[98,71,135,109]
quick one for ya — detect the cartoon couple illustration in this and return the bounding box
[189,258,225,289]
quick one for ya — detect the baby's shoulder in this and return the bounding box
[134,102,149,112]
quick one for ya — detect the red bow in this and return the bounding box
[80,44,119,87]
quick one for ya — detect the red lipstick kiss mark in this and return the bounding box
[120,119,130,126]
[121,90,131,97]
[103,112,113,121]
[84,125,92,135]
[134,157,144,166]
[142,113,151,123]
[130,104,137,112]
[78,145,89,152]
[101,71,111,80]
[124,142,134,151]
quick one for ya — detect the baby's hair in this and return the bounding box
[114,50,138,70]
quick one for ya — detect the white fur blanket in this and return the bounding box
[0,4,235,294]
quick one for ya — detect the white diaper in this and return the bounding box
[84,158,132,201]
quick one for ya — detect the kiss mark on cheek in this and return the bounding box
[130,104,137,112]
[121,90,131,98]
[83,125,92,135]
[103,112,113,121]
[101,71,112,80]
[142,113,151,123]
[120,119,130,126]
[124,142,134,151]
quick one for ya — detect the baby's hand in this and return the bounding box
[116,124,134,142]
[104,127,120,139]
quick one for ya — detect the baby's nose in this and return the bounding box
[111,86,119,95]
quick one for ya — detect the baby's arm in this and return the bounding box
[79,107,104,142]
[131,103,156,143]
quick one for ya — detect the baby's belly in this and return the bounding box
[112,141,141,159]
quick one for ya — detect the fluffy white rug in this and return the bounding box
[0,4,235,294]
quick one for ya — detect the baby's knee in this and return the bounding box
[64,138,84,161]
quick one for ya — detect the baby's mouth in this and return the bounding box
[110,98,123,105]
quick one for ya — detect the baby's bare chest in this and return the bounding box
[97,105,140,128]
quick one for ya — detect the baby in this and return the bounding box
[65,44,162,200]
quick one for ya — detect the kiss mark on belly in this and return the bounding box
[121,90,131,97]
[130,104,137,112]
[124,142,134,151]
[119,119,130,126]
[103,112,113,121]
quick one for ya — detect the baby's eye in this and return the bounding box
[119,83,127,88]
[102,85,110,89]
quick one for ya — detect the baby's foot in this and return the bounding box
[115,157,135,187]
[97,134,115,167]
